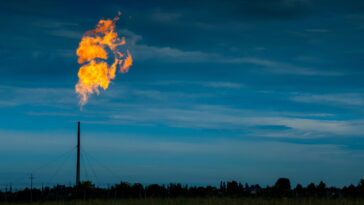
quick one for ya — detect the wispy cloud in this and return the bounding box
[224,57,342,76]
[49,29,82,39]
[149,9,183,23]
[305,29,329,33]
[131,44,216,62]
[151,80,244,88]
[3,85,363,138]
[291,93,364,106]
[203,82,243,88]
[130,42,342,76]
[85,103,364,137]
[0,86,76,108]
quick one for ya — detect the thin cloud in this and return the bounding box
[93,103,364,137]
[224,57,342,76]
[130,41,342,76]
[6,85,363,138]
[151,80,244,88]
[0,86,76,108]
[49,29,83,39]
[305,29,329,33]
[291,93,364,106]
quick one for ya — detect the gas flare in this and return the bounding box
[75,13,132,106]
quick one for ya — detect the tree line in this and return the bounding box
[1,178,364,202]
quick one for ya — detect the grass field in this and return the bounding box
[2,198,364,205]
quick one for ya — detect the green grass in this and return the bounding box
[2,198,364,205]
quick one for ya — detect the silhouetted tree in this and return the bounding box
[3,178,364,201]
[226,181,240,196]
[145,184,167,197]
[294,184,303,197]
[219,181,226,194]
[131,183,144,198]
[317,181,327,197]
[274,178,291,197]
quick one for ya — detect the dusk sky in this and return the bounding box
[1,0,364,188]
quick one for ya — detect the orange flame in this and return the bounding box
[75,13,132,106]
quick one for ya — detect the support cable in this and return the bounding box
[81,148,98,183]
[81,148,122,182]
[47,148,75,185]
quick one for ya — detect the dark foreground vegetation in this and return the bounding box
[1,178,364,203]
[2,198,364,205]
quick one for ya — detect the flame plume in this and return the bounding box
[75,13,132,106]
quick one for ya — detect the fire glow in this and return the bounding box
[75,12,132,106]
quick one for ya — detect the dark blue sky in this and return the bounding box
[1,0,364,188]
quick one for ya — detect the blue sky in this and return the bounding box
[1,0,364,188]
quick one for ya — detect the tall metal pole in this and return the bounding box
[76,121,80,186]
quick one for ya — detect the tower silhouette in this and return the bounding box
[76,121,80,185]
